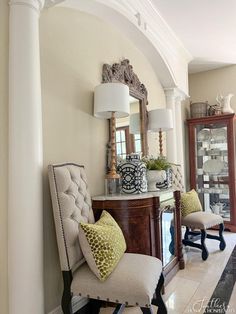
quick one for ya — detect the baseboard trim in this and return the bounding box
[48,304,61,314]
[48,296,88,314]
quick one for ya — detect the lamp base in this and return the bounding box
[105,172,120,179]
[105,177,121,195]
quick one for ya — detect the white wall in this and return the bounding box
[0,1,9,313]
[40,7,166,313]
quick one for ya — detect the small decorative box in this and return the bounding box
[117,154,147,194]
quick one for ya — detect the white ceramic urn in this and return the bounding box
[222,94,234,113]
[147,170,167,191]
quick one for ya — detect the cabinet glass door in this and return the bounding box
[195,122,230,221]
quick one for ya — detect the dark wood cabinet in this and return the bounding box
[187,113,236,232]
[92,190,184,284]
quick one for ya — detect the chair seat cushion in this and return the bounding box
[181,211,223,229]
[71,253,162,308]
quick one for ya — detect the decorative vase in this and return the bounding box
[147,169,172,191]
[222,94,234,113]
[117,155,147,194]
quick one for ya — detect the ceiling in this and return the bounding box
[151,0,236,73]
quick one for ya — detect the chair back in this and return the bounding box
[171,164,185,192]
[48,163,95,271]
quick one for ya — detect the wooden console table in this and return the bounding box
[92,190,184,284]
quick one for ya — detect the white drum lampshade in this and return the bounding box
[94,83,130,118]
[148,108,173,132]
[148,108,173,156]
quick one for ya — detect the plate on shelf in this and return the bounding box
[203,159,224,175]
[211,128,227,141]
[197,129,210,141]
[223,212,230,218]
[207,148,220,156]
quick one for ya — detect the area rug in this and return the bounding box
[204,245,236,314]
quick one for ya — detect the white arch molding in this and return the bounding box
[58,0,192,93]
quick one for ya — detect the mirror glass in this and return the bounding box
[115,95,142,161]
[161,208,175,267]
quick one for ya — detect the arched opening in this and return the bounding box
[59,0,177,88]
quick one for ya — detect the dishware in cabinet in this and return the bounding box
[187,113,236,231]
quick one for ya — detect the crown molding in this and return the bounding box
[9,0,45,12]
[96,0,192,63]
[44,0,64,8]
[139,0,192,61]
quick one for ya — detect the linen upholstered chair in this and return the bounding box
[171,164,226,261]
[48,163,167,314]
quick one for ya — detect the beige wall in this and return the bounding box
[40,7,165,313]
[0,0,9,313]
[189,65,236,111]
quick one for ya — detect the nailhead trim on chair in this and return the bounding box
[76,293,152,308]
[52,166,71,271]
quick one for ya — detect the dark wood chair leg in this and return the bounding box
[201,229,209,261]
[151,273,167,314]
[184,226,190,241]
[183,224,226,260]
[219,223,226,251]
[140,307,153,313]
[113,303,125,313]
[169,224,175,255]
[61,271,73,314]
[89,299,103,314]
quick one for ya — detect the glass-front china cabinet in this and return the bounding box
[187,114,236,232]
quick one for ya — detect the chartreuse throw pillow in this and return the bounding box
[181,189,203,217]
[78,210,126,281]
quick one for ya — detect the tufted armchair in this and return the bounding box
[48,163,167,314]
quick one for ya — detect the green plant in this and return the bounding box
[142,156,171,171]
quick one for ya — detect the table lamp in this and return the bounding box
[148,108,173,156]
[94,82,130,194]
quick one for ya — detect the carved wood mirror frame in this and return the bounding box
[102,59,148,157]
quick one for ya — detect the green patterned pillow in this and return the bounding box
[78,210,126,281]
[181,189,202,217]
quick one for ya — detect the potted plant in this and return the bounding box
[142,156,172,191]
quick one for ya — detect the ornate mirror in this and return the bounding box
[102,59,148,162]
